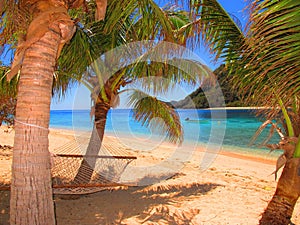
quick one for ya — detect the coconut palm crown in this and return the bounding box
[55,1,213,145]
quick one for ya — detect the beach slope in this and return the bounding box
[0,128,299,224]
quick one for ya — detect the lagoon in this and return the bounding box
[50,108,281,157]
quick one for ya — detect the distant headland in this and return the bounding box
[169,65,248,109]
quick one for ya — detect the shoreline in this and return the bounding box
[49,107,279,159]
[0,126,277,169]
[50,127,279,165]
[0,126,278,166]
[219,149,276,165]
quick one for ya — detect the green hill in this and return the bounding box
[170,65,246,108]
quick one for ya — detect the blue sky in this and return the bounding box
[48,0,248,110]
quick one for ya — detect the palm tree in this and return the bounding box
[75,51,211,181]
[188,0,300,224]
[55,4,212,182]
[1,0,107,224]
[235,1,300,224]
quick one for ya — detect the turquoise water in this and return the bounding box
[50,109,281,155]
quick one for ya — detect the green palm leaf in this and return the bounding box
[0,67,16,95]
[128,89,183,144]
[190,0,245,64]
[54,0,192,99]
[240,0,300,106]
[0,67,17,126]
[128,58,212,95]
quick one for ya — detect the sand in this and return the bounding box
[0,126,299,224]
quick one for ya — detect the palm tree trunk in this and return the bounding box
[93,99,111,149]
[73,100,110,183]
[10,16,74,225]
[260,157,300,225]
[73,73,124,183]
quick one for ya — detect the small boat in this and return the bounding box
[184,118,210,123]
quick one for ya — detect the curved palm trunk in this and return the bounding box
[73,73,124,183]
[73,100,110,183]
[10,9,75,225]
[260,157,300,224]
[93,100,111,149]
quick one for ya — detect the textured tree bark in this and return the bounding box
[93,100,111,149]
[10,14,74,225]
[260,157,300,225]
[73,100,110,183]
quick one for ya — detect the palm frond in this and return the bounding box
[74,2,206,102]
[54,0,190,99]
[190,0,245,64]
[165,7,190,30]
[0,66,17,97]
[128,89,183,144]
[118,38,214,95]
[54,27,98,98]
[239,0,300,107]
[0,67,17,126]
[0,0,31,47]
[128,58,212,95]
[249,119,285,147]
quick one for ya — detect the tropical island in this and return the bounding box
[169,64,247,108]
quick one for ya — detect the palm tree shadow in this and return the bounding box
[54,174,222,225]
[0,174,222,225]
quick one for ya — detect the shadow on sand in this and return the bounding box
[0,176,222,225]
[54,179,221,225]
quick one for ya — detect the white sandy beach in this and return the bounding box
[0,127,299,224]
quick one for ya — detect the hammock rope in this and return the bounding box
[0,132,137,195]
[51,132,137,194]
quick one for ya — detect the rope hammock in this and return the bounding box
[0,132,137,195]
[51,132,137,194]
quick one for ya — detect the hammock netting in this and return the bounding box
[1,132,137,195]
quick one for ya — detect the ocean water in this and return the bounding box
[50,109,282,155]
